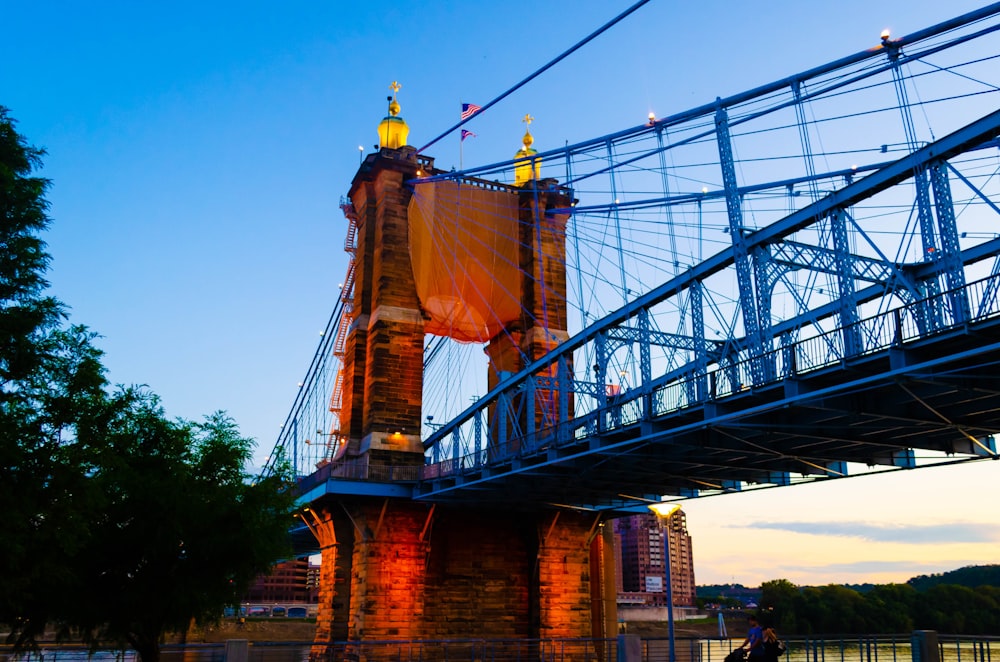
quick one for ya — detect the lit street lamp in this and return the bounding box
[649,502,682,662]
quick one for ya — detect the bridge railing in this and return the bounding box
[713,270,1000,400]
[421,270,1000,484]
[628,270,1000,418]
[296,456,420,493]
[661,273,998,414]
[670,633,1000,662]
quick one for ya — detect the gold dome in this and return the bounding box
[378,81,409,149]
[514,113,540,186]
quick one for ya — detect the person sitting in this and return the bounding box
[762,627,786,662]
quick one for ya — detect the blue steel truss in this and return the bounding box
[269,4,1000,513]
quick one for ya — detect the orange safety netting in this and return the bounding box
[409,181,521,343]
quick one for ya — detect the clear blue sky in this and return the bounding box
[3,0,997,587]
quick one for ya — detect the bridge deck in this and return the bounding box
[413,313,1000,509]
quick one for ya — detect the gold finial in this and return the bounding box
[521,113,534,150]
[514,113,539,185]
[388,81,402,117]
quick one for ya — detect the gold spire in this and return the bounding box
[521,113,534,149]
[514,113,540,186]
[378,81,409,149]
[388,81,401,116]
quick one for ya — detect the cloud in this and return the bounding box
[778,559,977,577]
[731,520,1000,544]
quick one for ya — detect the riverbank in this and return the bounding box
[2,613,744,645]
[175,614,743,643]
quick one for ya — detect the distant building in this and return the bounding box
[245,558,320,604]
[613,509,696,607]
[306,560,321,601]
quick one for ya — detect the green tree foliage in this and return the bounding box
[752,574,999,635]
[0,107,297,660]
[1,105,110,644]
[794,584,871,634]
[72,393,296,662]
[863,584,916,632]
[760,579,800,631]
[908,565,1000,592]
[913,584,1000,634]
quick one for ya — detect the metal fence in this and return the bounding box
[669,634,999,662]
[3,634,997,662]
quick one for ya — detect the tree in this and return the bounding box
[913,584,999,634]
[0,106,297,660]
[759,579,800,631]
[863,584,916,632]
[72,392,296,662]
[795,584,870,633]
[908,565,1000,592]
[1,105,110,644]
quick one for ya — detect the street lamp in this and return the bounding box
[649,502,682,662]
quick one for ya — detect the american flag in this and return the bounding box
[461,103,482,120]
[461,129,477,141]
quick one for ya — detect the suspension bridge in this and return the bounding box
[259,3,1000,647]
[268,3,1000,507]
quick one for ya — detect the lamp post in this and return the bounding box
[649,502,682,662]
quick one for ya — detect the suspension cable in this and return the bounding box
[416,0,651,154]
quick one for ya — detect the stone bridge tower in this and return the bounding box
[305,85,618,650]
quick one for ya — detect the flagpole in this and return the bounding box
[459,102,464,171]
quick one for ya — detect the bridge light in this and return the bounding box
[880,28,891,42]
[648,502,681,519]
[648,502,681,662]
[648,112,656,124]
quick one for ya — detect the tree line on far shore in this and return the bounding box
[758,578,1000,635]
[697,566,1000,635]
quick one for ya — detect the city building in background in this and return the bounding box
[613,509,695,608]
[245,558,320,604]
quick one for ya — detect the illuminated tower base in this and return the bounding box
[308,500,616,650]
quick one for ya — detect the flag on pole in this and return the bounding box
[461,129,477,141]
[461,103,482,120]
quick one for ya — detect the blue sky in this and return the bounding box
[3,0,998,586]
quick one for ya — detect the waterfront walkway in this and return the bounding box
[5,632,997,662]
